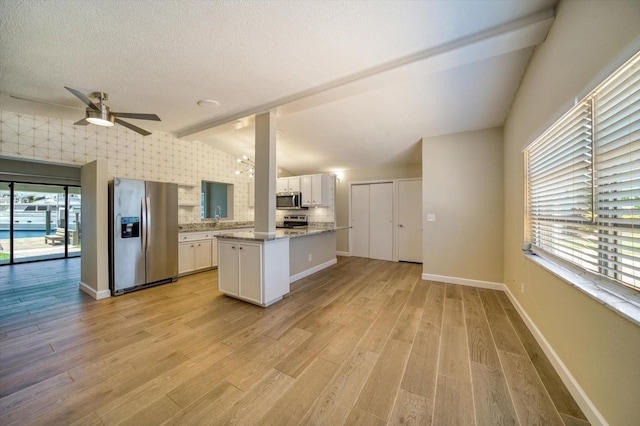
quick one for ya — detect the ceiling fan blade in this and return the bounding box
[74,118,89,125]
[112,112,161,121]
[115,118,151,136]
[64,86,100,111]
[10,94,85,111]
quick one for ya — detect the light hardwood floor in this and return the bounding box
[0,256,589,425]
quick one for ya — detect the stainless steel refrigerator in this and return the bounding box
[109,178,178,295]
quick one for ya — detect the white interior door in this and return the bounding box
[351,184,370,258]
[369,183,393,261]
[398,179,422,263]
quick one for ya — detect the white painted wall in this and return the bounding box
[503,1,640,424]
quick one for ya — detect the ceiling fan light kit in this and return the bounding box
[86,104,115,127]
[64,86,160,136]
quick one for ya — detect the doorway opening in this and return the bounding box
[0,181,82,265]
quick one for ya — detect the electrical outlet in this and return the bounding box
[308,254,312,262]
[521,282,525,294]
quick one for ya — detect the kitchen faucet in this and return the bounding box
[215,205,222,221]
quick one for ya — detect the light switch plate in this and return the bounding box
[427,214,436,222]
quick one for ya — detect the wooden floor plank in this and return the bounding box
[213,368,296,425]
[0,256,588,426]
[470,361,518,425]
[354,338,412,421]
[478,288,506,317]
[432,374,475,426]
[345,406,387,426]
[465,318,500,369]
[388,388,430,426]
[116,395,182,426]
[260,357,340,426]
[500,298,588,421]
[301,347,379,425]
[486,313,527,356]
[499,351,565,426]
[357,309,400,354]
[274,321,343,378]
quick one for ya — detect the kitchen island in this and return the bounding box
[216,226,347,306]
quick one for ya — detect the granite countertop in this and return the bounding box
[216,225,350,242]
[178,221,254,232]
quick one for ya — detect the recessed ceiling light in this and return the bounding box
[197,99,220,107]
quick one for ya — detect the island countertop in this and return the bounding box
[215,225,349,242]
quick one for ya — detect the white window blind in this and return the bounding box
[526,51,640,292]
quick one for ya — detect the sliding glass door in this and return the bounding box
[0,181,81,264]
[0,182,10,265]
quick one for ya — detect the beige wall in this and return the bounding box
[79,159,109,299]
[422,127,504,284]
[504,1,640,424]
[335,164,421,253]
[289,232,336,276]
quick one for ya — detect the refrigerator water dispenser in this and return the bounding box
[120,217,140,238]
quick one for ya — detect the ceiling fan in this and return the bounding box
[64,87,160,136]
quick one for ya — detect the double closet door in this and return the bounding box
[351,179,422,263]
[351,182,394,261]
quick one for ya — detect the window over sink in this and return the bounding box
[201,181,234,220]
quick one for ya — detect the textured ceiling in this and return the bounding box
[0,0,557,175]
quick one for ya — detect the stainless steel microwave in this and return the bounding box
[276,192,306,210]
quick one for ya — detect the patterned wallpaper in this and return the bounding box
[0,110,254,224]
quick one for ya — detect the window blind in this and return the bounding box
[526,51,640,292]
[594,57,640,289]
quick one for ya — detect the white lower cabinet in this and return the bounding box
[178,232,214,276]
[178,241,195,275]
[217,238,289,307]
[194,240,212,270]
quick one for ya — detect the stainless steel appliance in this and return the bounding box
[276,192,306,210]
[277,214,309,228]
[109,178,178,295]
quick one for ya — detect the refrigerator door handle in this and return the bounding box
[141,196,148,252]
[145,196,151,252]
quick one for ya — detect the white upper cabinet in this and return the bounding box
[301,174,331,207]
[276,177,301,193]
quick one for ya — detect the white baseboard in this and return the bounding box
[421,273,505,291]
[79,281,111,300]
[290,258,338,283]
[336,251,349,257]
[503,288,607,426]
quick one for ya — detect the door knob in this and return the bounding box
[398,224,404,227]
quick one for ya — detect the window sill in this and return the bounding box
[523,251,640,327]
